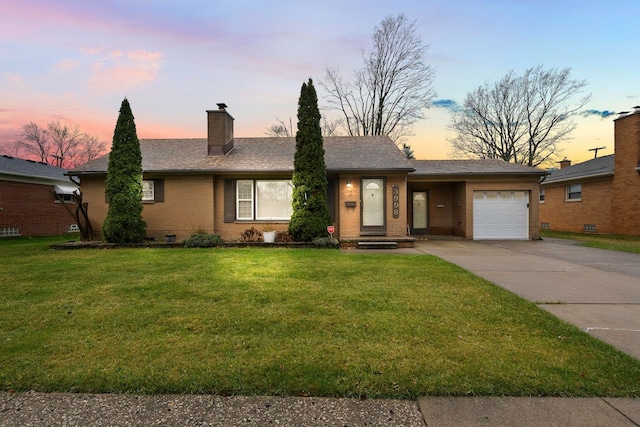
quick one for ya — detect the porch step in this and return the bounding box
[357,241,398,250]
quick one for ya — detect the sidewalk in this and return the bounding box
[2,392,639,426]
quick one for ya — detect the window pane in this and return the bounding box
[256,181,293,220]
[236,180,254,220]
[142,180,154,201]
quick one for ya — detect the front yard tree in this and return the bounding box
[448,65,590,167]
[288,79,332,242]
[102,98,147,243]
[320,14,436,147]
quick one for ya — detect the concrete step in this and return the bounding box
[357,241,398,249]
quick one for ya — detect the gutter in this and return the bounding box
[540,171,614,186]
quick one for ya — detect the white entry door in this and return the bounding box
[473,191,529,239]
[361,178,385,234]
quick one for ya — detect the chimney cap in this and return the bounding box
[217,103,228,110]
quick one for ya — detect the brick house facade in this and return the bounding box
[540,108,640,235]
[0,156,79,237]
[70,105,545,243]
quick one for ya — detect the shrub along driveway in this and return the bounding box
[415,238,640,360]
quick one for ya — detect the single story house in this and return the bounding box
[540,107,640,235]
[68,104,546,244]
[0,155,79,237]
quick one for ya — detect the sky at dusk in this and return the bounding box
[1,0,638,165]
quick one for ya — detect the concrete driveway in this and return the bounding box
[415,238,640,360]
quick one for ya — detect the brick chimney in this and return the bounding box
[207,103,234,155]
[614,106,640,168]
[559,158,571,169]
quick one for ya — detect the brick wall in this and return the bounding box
[337,174,408,238]
[80,175,215,241]
[539,178,613,234]
[0,181,76,236]
[612,112,640,235]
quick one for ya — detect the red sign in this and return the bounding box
[327,225,335,234]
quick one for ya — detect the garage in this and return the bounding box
[473,191,529,239]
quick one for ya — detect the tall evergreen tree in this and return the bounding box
[102,98,147,243]
[288,79,332,242]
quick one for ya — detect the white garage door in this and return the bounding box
[473,191,529,240]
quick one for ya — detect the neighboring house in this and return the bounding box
[540,107,640,235]
[0,155,79,237]
[68,105,546,244]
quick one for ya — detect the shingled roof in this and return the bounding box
[410,159,546,177]
[0,155,71,182]
[68,136,415,175]
[542,155,615,185]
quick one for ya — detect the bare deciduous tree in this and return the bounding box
[47,121,84,167]
[12,121,107,168]
[18,121,50,163]
[266,116,344,137]
[320,14,436,145]
[448,65,590,167]
[265,118,293,137]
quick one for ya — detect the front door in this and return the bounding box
[412,191,428,233]
[361,178,386,235]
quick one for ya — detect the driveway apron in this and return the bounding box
[415,238,640,360]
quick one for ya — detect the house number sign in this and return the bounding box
[392,185,400,219]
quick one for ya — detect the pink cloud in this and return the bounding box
[89,49,163,91]
[54,58,80,71]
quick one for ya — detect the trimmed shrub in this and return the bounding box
[312,237,340,248]
[184,233,224,248]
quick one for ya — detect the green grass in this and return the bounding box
[1,236,639,398]
[541,230,640,254]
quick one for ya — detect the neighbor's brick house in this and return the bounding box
[69,104,546,243]
[0,155,79,237]
[540,108,640,235]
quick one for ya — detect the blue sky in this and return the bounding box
[1,0,638,163]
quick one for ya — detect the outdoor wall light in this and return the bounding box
[346,179,352,188]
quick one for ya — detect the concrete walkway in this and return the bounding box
[2,392,640,426]
[3,238,639,426]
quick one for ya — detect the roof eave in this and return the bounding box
[541,171,614,185]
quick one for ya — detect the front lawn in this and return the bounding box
[1,237,639,398]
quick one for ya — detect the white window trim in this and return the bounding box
[566,183,582,202]
[236,180,254,220]
[142,180,155,201]
[235,179,294,221]
[539,188,545,203]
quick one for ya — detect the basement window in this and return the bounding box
[541,222,550,229]
[0,226,20,237]
[584,224,597,233]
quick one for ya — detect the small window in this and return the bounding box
[236,180,254,220]
[0,226,20,237]
[584,224,597,233]
[541,222,550,229]
[566,183,581,201]
[142,180,155,201]
[539,188,545,203]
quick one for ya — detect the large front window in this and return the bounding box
[236,180,293,220]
